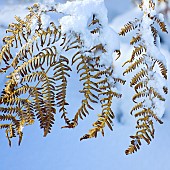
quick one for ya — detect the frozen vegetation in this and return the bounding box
[0,0,170,170]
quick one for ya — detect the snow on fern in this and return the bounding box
[0,0,124,146]
[57,0,120,67]
[120,0,168,154]
[140,0,167,118]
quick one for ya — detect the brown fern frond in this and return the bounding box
[134,108,163,124]
[71,54,99,125]
[151,26,158,46]
[130,34,142,45]
[41,72,56,137]
[149,0,155,10]
[126,124,153,154]
[0,96,30,107]
[131,45,146,62]
[134,80,148,93]
[115,50,121,60]
[163,86,168,94]
[0,3,123,148]
[0,5,41,66]
[125,135,142,155]
[0,124,10,129]
[132,89,149,103]
[149,14,168,33]
[88,14,102,35]
[113,78,126,85]
[119,19,140,36]
[0,84,30,108]
[150,87,165,101]
[124,0,168,155]
[123,57,145,75]
[23,101,35,125]
[0,114,15,121]
[53,55,72,125]
[80,67,119,140]
[130,69,148,86]
[0,106,20,114]
[20,71,44,83]
[155,59,167,79]
[130,102,143,115]
[30,87,46,131]
[11,46,57,78]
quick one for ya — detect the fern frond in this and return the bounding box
[0,96,30,107]
[0,114,15,121]
[71,54,99,125]
[20,71,44,83]
[132,89,149,103]
[122,0,167,155]
[119,19,140,36]
[130,34,142,45]
[0,2,123,148]
[130,69,148,87]
[150,87,165,101]
[130,102,143,115]
[113,78,126,85]
[123,57,145,75]
[149,14,168,33]
[41,72,56,137]
[155,59,167,79]
[30,87,47,132]
[134,81,148,93]
[53,55,72,125]
[163,86,168,94]
[151,26,158,46]
[80,67,120,140]
[23,101,35,125]
[115,50,121,60]
[125,119,154,154]
[131,45,146,62]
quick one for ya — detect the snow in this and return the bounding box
[0,0,170,170]
[57,0,119,66]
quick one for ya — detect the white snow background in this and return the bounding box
[0,0,170,170]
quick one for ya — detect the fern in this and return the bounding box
[0,2,123,146]
[120,0,168,154]
[0,0,167,156]
[80,67,122,140]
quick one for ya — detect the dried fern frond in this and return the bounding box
[119,19,140,36]
[71,53,100,126]
[80,67,120,140]
[130,34,142,45]
[130,69,148,87]
[120,0,168,154]
[123,57,145,75]
[53,55,71,126]
[0,2,123,146]
[148,14,168,33]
